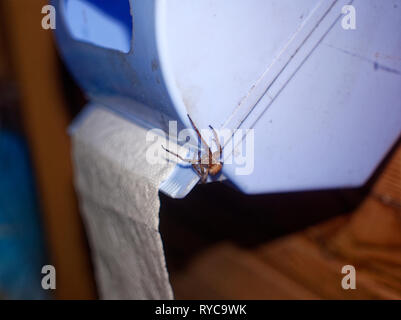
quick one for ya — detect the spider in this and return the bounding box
[162,114,223,183]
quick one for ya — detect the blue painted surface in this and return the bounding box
[0,130,48,299]
[55,0,401,197]
[54,0,183,133]
[63,0,133,53]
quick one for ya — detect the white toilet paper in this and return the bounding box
[71,106,176,299]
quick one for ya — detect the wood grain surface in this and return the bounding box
[1,0,96,299]
[169,141,401,299]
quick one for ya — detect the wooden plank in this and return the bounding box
[319,197,401,295]
[372,142,401,207]
[345,197,401,247]
[170,143,401,299]
[2,0,96,299]
[0,14,9,80]
[256,233,401,299]
[171,243,319,300]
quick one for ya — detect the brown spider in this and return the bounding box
[162,114,223,183]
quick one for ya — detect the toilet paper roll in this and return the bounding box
[71,106,176,299]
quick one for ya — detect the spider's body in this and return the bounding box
[200,151,222,175]
[162,115,223,183]
[208,161,223,175]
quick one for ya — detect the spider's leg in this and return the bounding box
[192,150,202,165]
[192,163,203,179]
[187,114,213,164]
[162,145,193,163]
[209,125,222,160]
[198,155,207,181]
[201,167,209,184]
[198,147,205,166]
[199,160,205,176]
[190,151,205,180]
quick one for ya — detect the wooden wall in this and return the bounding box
[1,0,96,299]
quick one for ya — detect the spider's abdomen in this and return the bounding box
[209,163,223,176]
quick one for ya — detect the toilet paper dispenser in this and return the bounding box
[54,0,401,198]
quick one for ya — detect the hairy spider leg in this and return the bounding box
[187,114,212,165]
[191,152,203,178]
[192,163,203,177]
[162,145,199,164]
[209,125,222,160]
[195,147,206,178]
[202,167,209,184]
[162,145,209,182]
